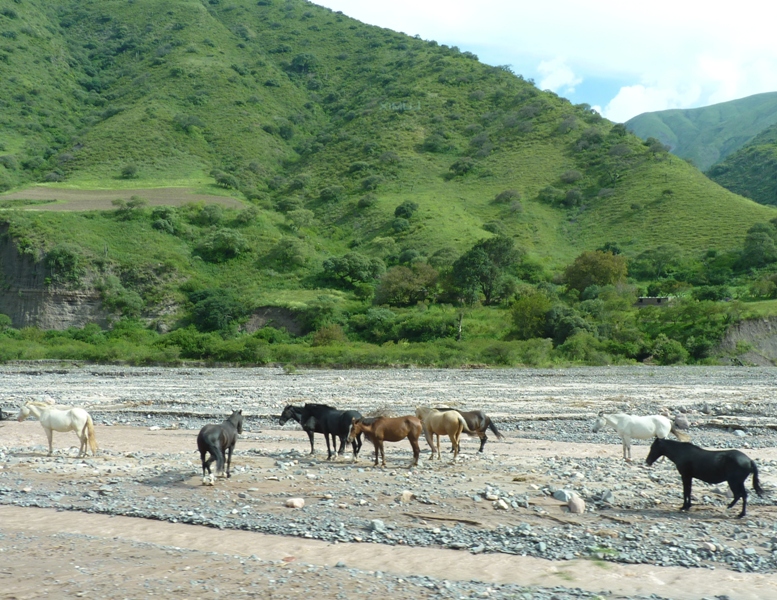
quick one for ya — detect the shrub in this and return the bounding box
[448,157,475,176]
[120,164,139,179]
[357,194,377,209]
[189,289,246,332]
[311,324,348,346]
[652,333,688,365]
[564,250,627,293]
[322,252,385,287]
[45,244,83,285]
[196,229,250,262]
[560,170,582,184]
[394,201,418,219]
[492,189,520,204]
[391,217,410,233]
[511,291,553,340]
[319,185,345,202]
[374,263,438,306]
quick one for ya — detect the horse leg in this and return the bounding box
[728,480,748,518]
[324,432,334,461]
[45,427,53,457]
[410,435,420,467]
[623,436,632,462]
[373,442,380,467]
[478,432,487,453]
[681,474,693,511]
[225,443,234,478]
[379,442,386,468]
[307,430,315,455]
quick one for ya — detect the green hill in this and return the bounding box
[707,124,777,206]
[625,92,777,171]
[0,0,775,361]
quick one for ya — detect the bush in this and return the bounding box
[560,170,582,184]
[311,324,348,346]
[492,189,521,204]
[392,218,410,233]
[357,194,377,209]
[319,185,345,202]
[511,291,553,340]
[448,157,475,176]
[196,229,250,262]
[120,164,139,179]
[45,245,83,285]
[189,289,246,332]
[652,333,688,365]
[394,201,418,219]
[374,263,438,306]
[322,252,385,287]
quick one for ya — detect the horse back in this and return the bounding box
[675,446,751,484]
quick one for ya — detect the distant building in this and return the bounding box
[634,296,671,307]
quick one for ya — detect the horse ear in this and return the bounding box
[238,409,242,414]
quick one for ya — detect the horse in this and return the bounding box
[300,403,363,460]
[415,406,469,460]
[592,412,690,461]
[347,416,422,468]
[435,407,504,453]
[16,401,98,457]
[197,409,243,485]
[279,403,363,459]
[646,438,764,518]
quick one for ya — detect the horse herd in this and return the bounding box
[9,401,765,518]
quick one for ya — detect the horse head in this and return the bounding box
[347,417,362,443]
[16,403,31,422]
[645,438,666,466]
[591,415,606,433]
[278,405,296,426]
[229,409,244,434]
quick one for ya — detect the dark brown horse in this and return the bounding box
[197,409,243,486]
[346,416,422,468]
[435,407,504,452]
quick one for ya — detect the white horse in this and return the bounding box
[17,401,98,457]
[592,412,689,461]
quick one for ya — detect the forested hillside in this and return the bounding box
[707,124,777,207]
[1,0,776,367]
[625,92,777,172]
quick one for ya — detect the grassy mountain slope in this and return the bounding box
[707,124,777,206]
[0,0,774,327]
[625,92,777,171]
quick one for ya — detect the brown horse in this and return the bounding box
[415,406,469,460]
[346,416,422,468]
[435,407,504,453]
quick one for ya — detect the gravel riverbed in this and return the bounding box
[1,364,776,599]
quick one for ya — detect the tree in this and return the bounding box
[564,250,627,293]
[451,236,523,305]
[511,291,553,339]
[374,263,439,306]
[190,289,245,332]
[322,253,385,287]
[196,229,250,262]
[630,245,683,279]
[739,223,777,269]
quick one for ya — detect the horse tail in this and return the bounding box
[84,416,99,454]
[670,423,690,442]
[751,461,764,497]
[487,420,504,440]
[458,414,472,433]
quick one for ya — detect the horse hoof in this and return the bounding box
[202,477,214,486]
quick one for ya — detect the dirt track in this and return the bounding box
[0,186,245,211]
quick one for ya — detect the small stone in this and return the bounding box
[370,519,386,533]
[734,430,747,437]
[567,494,585,514]
[399,490,415,503]
[285,498,305,509]
[553,489,572,502]
[495,498,509,510]
[700,542,717,552]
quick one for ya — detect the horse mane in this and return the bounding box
[303,403,336,410]
[360,416,380,425]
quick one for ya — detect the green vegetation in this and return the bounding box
[1,0,777,367]
[626,92,777,171]
[707,123,777,206]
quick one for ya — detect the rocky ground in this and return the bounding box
[1,364,776,599]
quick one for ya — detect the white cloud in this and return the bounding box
[537,58,582,95]
[314,1,777,120]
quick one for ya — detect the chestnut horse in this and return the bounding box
[415,406,469,460]
[346,416,422,468]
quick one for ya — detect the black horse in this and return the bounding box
[279,403,362,460]
[435,407,504,453]
[646,438,764,518]
[197,409,243,485]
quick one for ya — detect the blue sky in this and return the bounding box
[313,0,777,122]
